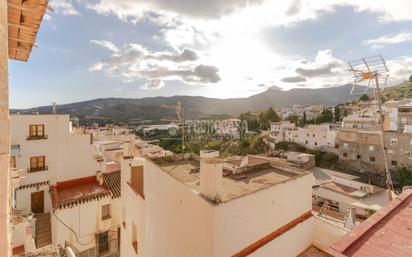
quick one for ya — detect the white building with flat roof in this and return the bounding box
[296,124,336,150]
[121,151,317,257]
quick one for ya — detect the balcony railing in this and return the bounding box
[27,135,48,140]
[27,166,48,173]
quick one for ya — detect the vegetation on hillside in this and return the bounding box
[275,141,338,168]
[395,167,412,189]
[306,109,334,124]
[239,107,280,131]
[382,82,412,100]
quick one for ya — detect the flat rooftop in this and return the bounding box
[154,155,306,203]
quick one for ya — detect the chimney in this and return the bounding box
[52,102,56,114]
[200,150,223,202]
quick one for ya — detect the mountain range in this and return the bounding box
[13,85,358,121]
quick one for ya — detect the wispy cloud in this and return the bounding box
[90,40,120,53]
[49,0,80,16]
[363,33,412,49]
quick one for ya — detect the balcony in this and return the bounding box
[27,166,48,173]
[27,135,48,141]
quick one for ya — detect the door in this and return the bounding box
[31,191,44,213]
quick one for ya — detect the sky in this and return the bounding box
[9,0,412,108]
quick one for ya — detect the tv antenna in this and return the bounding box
[348,55,393,201]
[160,101,185,152]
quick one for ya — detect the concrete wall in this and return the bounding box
[121,158,215,257]
[51,195,119,253]
[15,185,52,215]
[214,174,314,257]
[11,114,100,185]
[0,1,11,254]
[296,125,334,150]
[312,216,348,251]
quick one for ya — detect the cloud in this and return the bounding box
[363,33,412,49]
[294,49,344,78]
[281,76,307,83]
[49,0,80,16]
[85,0,264,20]
[90,41,220,89]
[387,57,412,81]
[91,40,120,52]
[141,80,165,90]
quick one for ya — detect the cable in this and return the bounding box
[52,211,94,246]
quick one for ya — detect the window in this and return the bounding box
[406,151,412,158]
[369,145,374,151]
[29,156,46,172]
[132,223,138,254]
[315,142,318,146]
[98,231,109,254]
[391,160,397,166]
[305,140,308,144]
[313,134,315,137]
[343,153,348,157]
[11,156,16,169]
[130,166,144,199]
[370,156,375,162]
[102,204,111,220]
[28,125,46,140]
[357,155,361,160]
[390,138,398,145]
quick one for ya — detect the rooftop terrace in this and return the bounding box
[153,155,308,203]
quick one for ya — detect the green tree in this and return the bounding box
[409,74,412,82]
[360,94,369,101]
[257,107,280,130]
[301,111,307,126]
[334,105,340,122]
[287,114,300,126]
[395,167,412,189]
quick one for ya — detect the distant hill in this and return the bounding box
[12,84,358,121]
[382,82,412,100]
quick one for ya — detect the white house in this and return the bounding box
[269,121,297,143]
[120,151,318,257]
[10,114,121,256]
[296,124,336,150]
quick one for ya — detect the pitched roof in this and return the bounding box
[7,0,49,61]
[327,189,412,257]
[102,170,121,199]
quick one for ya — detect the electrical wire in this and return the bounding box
[52,211,95,246]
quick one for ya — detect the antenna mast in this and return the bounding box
[348,55,393,201]
[160,101,185,152]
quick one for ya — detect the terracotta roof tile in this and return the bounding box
[328,189,412,257]
[102,170,121,198]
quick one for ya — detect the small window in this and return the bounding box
[307,133,309,137]
[343,153,348,157]
[390,138,398,145]
[391,160,397,166]
[102,204,111,220]
[370,156,375,162]
[305,140,308,144]
[98,231,109,254]
[313,134,315,137]
[11,156,16,169]
[29,156,46,172]
[357,155,361,160]
[132,223,138,254]
[315,142,318,146]
[406,151,412,158]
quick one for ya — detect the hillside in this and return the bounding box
[382,82,412,100]
[13,84,358,121]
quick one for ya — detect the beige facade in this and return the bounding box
[121,153,316,257]
[0,1,11,254]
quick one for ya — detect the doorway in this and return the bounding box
[31,191,44,213]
